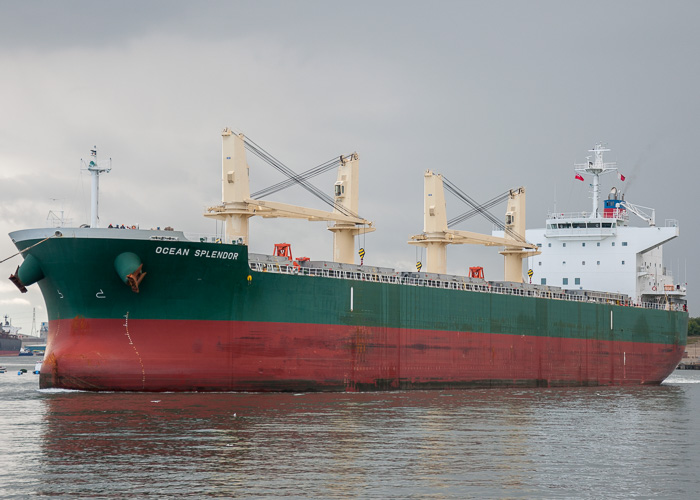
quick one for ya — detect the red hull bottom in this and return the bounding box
[40,318,684,392]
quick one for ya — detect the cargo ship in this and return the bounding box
[0,315,22,355]
[7,131,688,391]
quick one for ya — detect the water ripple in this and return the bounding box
[1,357,700,498]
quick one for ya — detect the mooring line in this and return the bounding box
[0,234,56,264]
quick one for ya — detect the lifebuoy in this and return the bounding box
[652,285,657,291]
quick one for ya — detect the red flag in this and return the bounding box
[575,174,584,181]
[618,172,625,181]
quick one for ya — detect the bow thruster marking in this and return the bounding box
[96,289,106,299]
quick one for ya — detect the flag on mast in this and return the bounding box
[575,174,584,181]
[618,172,626,181]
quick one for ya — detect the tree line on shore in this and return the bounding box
[689,317,700,336]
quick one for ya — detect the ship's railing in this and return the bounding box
[182,232,226,243]
[248,261,686,312]
[547,211,629,221]
[548,212,590,219]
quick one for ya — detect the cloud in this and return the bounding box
[0,297,31,306]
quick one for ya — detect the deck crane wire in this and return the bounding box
[243,137,363,220]
[442,177,526,243]
[447,190,511,227]
[251,157,341,199]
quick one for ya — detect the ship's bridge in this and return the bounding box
[545,213,621,240]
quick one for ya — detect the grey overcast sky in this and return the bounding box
[0,0,698,332]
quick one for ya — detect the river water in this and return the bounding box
[1,355,699,499]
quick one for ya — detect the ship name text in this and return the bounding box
[154,246,238,260]
[194,249,239,260]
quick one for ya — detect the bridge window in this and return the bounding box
[575,278,580,285]
[622,242,628,246]
[541,278,547,285]
[563,278,569,285]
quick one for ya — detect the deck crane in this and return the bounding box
[204,128,374,265]
[408,170,540,282]
[620,200,656,226]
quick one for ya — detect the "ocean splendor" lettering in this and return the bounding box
[154,246,239,260]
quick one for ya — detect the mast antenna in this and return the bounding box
[574,144,618,218]
[81,146,112,228]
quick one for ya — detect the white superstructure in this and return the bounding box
[524,145,686,307]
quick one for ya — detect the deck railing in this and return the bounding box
[247,261,684,312]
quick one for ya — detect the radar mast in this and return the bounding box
[574,144,619,218]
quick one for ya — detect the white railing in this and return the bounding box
[548,212,590,219]
[182,232,224,243]
[547,211,628,221]
[247,261,686,312]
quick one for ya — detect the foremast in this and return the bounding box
[82,147,112,228]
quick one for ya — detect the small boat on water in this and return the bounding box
[0,314,22,356]
[25,344,46,355]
